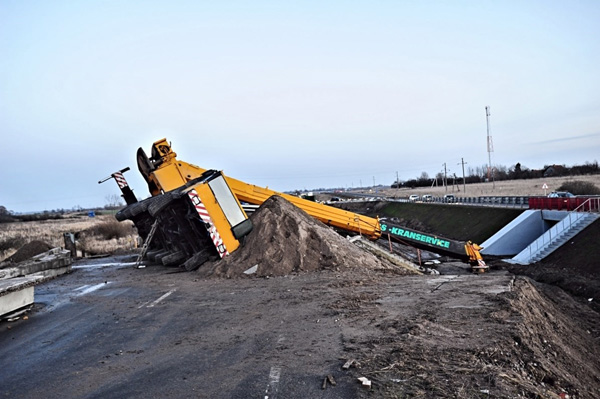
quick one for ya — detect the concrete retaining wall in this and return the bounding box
[480,210,551,256]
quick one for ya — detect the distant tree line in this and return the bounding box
[392,161,600,189]
[0,193,125,224]
[0,206,68,223]
[0,205,115,224]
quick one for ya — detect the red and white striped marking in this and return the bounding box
[112,172,128,189]
[187,189,229,258]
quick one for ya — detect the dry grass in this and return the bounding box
[85,219,134,240]
[378,175,600,198]
[0,214,138,262]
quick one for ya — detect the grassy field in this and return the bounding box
[378,174,600,198]
[0,214,137,263]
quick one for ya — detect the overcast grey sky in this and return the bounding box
[1,1,599,213]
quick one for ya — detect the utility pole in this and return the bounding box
[459,157,467,193]
[485,106,495,189]
[443,163,448,192]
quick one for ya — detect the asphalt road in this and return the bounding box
[0,255,358,399]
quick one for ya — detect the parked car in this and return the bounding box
[422,194,433,202]
[444,194,455,203]
[409,194,420,202]
[548,191,575,198]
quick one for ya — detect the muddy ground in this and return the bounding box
[2,197,599,398]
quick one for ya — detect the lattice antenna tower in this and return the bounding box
[485,106,495,188]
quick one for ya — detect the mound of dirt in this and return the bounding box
[497,278,600,398]
[340,276,600,398]
[2,240,53,266]
[198,196,409,278]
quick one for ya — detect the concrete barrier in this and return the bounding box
[0,276,43,317]
[0,248,72,280]
[0,248,72,317]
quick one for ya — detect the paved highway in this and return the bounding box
[0,255,358,399]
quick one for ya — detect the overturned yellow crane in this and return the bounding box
[108,138,486,272]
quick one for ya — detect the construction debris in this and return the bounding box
[342,359,358,369]
[357,377,372,389]
[243,265,258,275]
[327,375,336,386]
[321,374,337,390]
[0,248,72,281]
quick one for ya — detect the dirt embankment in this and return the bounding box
[339,276,600,398]
[503,220,600,311]
[198,195,412,278]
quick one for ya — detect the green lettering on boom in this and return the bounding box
[385,226,450,249]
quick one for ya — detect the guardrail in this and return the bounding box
[331,195,530,207]
[394,196,530,208]
[456,196,529,208]
[392,195,599,210]
[328,194,600,211]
